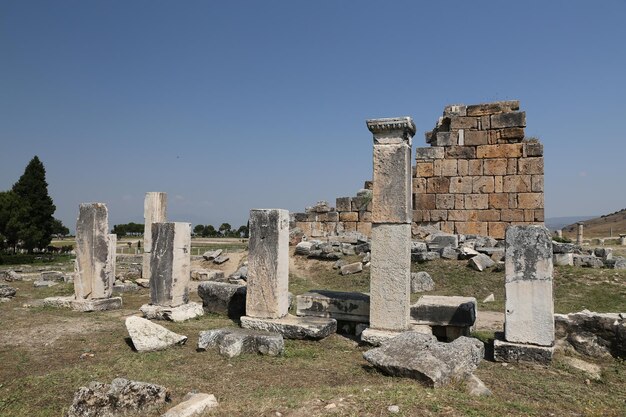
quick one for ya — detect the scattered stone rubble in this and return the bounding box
[0,283,16,301]
[555,310,626,358]
[363,332,484,388]
[197,327,284,357]
[66,378,170,417]
[125,316,187,353]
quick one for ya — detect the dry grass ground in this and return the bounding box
[0,252,625,416]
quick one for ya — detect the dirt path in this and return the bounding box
[475,310,504,331]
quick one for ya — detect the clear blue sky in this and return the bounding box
[1,1,625,231]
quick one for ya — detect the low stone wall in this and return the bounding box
[292,182,373,239]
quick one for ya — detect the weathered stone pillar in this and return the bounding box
[576,222,584,245]
[143,192,167,279]
[149,222,191,307]
[494,225,554,362]
[556,229,563,239]
[620,234,626,246]
[362,117,415,342]
[75,203,115,300]
[240,209,337,339]
[246,209,290,318]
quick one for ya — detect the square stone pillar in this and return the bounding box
[495,225,554,362]
[576,223,584,245]
[150,222,191,307]
[143,192,167,279]
[107,234,117,283]
[75,203,115,300]
[246,209,290,319]
[365,117,415,334]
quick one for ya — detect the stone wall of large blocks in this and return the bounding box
[413,100,544,239]
[293,182,373,238]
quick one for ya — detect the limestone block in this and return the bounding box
[464,195,488,210]
[357,221,372,236]
[464,130,489,146]
[370,224,411,331]
[75,203,114,300]
[553,253,574,266]
[414,194,436,210]
[162,393,218,417]
[531,175,544,192]
[336,197,352,212]
[446,146,476,159]
[143,192,167,279]
[436,194,455,210]
[476,144,523,159]
[488,222,507,239]
[410,295,476,326]
[125,316,187,353]
[339,212,358,222]
[427,177,450,194]
[411,272,435,293]
[468,253,495,271]
[360,211,372,222]
[472,176,495,194]
[503,175,531,193]
[518,157,544,175]
[457,159,469,176]
[441,159,458,176]
[372,144,412,223]
[506,158,517,174]
[340,262,363,275]
[523,141,544,157]
[483,159,508,176]
[490,111,526,129]
[197,328,284,358]
[140,302,204,322]
[517,193,544,209]
[477,209,500,222]
[468,160,483,175]
[448,210,469,221]
[444,104,468,116]
[454,222,488,236]
[449,116,478,130]
[296,290,370,322]
[415,147,444,160]
[367,117,416,145]
[501,209,524,222]
[493,338,553,363]
[416,162,434,177]
[449,176,473,194]
[504,225,554,346]
[491,127,525,142]
[466,101,519,116]
[246,209,290,319]
[352,193,372,211]
[494,176,503,193]
[240,314,337,340]
[489,193,509,209]
[434,132,455,146]
[150,222,191,307]
[318,211,339,222]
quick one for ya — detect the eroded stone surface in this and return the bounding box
[197,327,284,357]
[246,209,290,319]
[410,295,477,327]
[140,302,204,322]
[240,314,336,340]
[75,203,115,300]
[125,316,187,352]
[67,378,170,417]
[296,290,370,322]
[143,192,167,281]
[410,272,434,293]
[504,225,554,346]
[197,281,247,319]
[363,332,484,387]
[555,310,625,358]
[150,222,191,307]
[162,393,218,417]
[493,338,554,363]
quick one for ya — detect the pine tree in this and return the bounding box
[11,156,57,252]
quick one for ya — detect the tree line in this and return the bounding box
[111,222,249,238]
[0,156,69,253]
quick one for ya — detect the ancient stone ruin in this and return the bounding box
[142,191,167,280]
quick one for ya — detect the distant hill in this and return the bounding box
[561,209,626,239]
[545,216,597,231]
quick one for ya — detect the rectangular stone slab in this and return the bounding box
[372,144,412,224]
[369,223,411,331]
[143,192,167,280]
[296,290,370,322]
[504,225,554,346]
[410,295,477,327]
[150,222,191,307]
[240,314,336,340]
[75,203,114,299]
[493,338,553,364]
[246,209,290,319]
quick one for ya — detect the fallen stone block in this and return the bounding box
[553,253,574,266]
[33,280,58,288]
[191,268,225,281]
[440,247,459,260]
[605,257,626,269]
[459,246,480,259]
[1,270,22,281]
[361,325,432,346]
[468,253,495,271]
[0,284,16,298]
[363,332,484,387]
[40,271,64,281]
[464,374,492,397]
[112,282,139,294]
[411,241,428,253]
[230,265,248,281]
[294,241,314,255]
[125,316,187,352]
[197,328,284,357]
[573,255,603,268]
[493,338,554,363]
[594,247,612,260]
[213,255,230,265]
[552,241,580,254]
[67,378,170,417]
[555,310,625,358]
[140,302,204,322]
[410,272,434,293]
[428,234,459,250]
[41,296,123,312]
[410,295,477,327]
[162,393,218,417]
[197,281,247,319]
[240,314,336,340]
[135,278,150,288]
[202,249,222,261]
[296,290,370,322]
[413,251,441,262]
[340,262,363,275]
[482,294,495,303]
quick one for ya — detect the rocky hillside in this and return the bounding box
[562,209,626,239]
